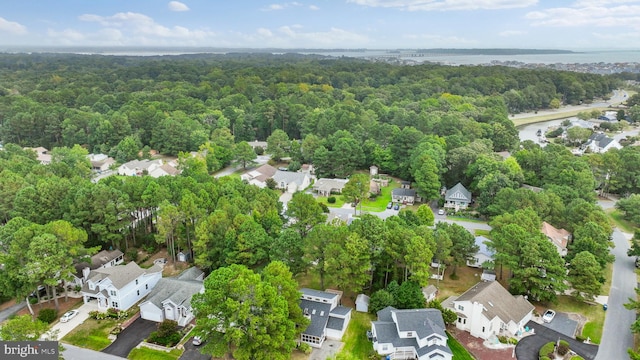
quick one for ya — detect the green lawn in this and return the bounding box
[552,296,605,344]
[474,229,491,237]
[359,181,400,212]
[447,332,475,360]
[337,311,375,359]
[607,209,636,234]
[128,347,182,360]
[62,318,119,350]
[511,107,611,127]
[602,262,613,295]
[316,195,347,208]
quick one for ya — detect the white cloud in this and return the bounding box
[235,26,369,47]
[0,17,27,35]
[309,5,320,10]
[263,2,314,11]
[402,33,475,46]
[499,30,526,37]
[526,3,640,29]
[79,12,215,39]
[168,1,190,12]
[347,0,538,11]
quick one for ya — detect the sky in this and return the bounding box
[1,0,640,50]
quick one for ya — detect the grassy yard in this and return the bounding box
[606,208,636,234]
[474,229,491,237]
[447,332,475,360]
[316,195,347,208]
[432,265,482,302]
[552,295,605,344]
[128,347,182,360]
[337,311,376,359]
[511,107,611,127]
[602,262,613,295]
[62,318,119,350]
[360,180,400,212]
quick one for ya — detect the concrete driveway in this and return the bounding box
[44,301,97,340]
[179,337,211,360]
[309,339,343,360]
[102,317,157,358]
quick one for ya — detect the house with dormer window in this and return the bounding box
[371,306,452,360]
[299,288,352,348]
[444,183,472,210]
[81,261,162,311]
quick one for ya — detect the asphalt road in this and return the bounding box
[594,227,636,360]
[102,317,157,358]
[512,89,628,121]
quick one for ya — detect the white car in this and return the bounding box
[192,336,202,346]
[542,309,556,323]
[60,310,79,323]
[438,209,445,215]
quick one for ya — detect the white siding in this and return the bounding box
[140,302,164,322]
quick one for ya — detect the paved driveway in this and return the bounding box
[102,317,157,358]
[63,344,125,360]
[542,312,578,338]
[309,339,343,360]
[44,301,97,340]
[179,337,211,360]
[515,321,599,360]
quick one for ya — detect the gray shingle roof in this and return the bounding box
[392,188,416,197]
[87,262,161,290]
[326,317,345,331]
[445,182,472,202]
[272,170,308,187]
[143,277,203,310]
[301,288,338,300]
[300,299,331,337]
[393,309,447,339]
[455,281,534,325]
[330,306,351,317]
[176,267,204,281]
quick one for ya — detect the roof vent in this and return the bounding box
[488,301,494,307]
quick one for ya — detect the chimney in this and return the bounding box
[82,267,91,281]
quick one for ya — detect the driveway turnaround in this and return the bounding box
[542,312,578,338]
[102,317,157,358]
[179,337,211,360]
[515,321,598,360]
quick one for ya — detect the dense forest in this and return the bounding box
[0,53,635,358]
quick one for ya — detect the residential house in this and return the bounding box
[299,288,352,348]
[272,170,311,193]
[118,159,163,177]
[149,163,180,178]
[247,140,268,150]
[355,294,370,313]
[467,236,495,268]
[241,164,278,188]
[81,261,162,311]
[583,133,623,153]
[313,178,349,197]
[26,147,51,165]
[370,165,379,176]
[69,249,125,287]
[87,153,115,172]
[541,221,571,257]
[139,267,204,326]
[444,183,472,210]
[300,164,314,174]
[422,285,438,303]
[450,281,534,340]
[392,188,417,205]
[371,306,452,360]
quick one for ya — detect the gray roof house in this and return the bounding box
[444,183,472,210]
[313,178,349,197]
[467,236,495,268]
[450,281,534,340]
[300,288,352,348]
[139,267,204,326]
[371,306,452,360]
[392,187,417,205]
[583,132,622,153]
[272,170,311,193]
[81,261,162,311]
[69,249,125,287]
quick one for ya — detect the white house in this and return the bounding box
[371,307,452,360]
[583,133,623,153]
[240,164,277,188]
[272,171,311,193]
[139,267,204,326]
[444,183,472,210]
[87,153,115,172]
[467,236,495,268]
[300,288,352,348]
[69,249,124,287]
[118,159,164,177]
[450,281,534,340]
[25,147,51,165]
[312,178,349,197]
[355,294,370,313]
[422,285,438,303]
[81,261,162,311]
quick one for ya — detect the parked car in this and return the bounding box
[636,257,640,269]
[393,204,400,210]
[60,310,79,323]
[438,209,445,215]
[192,336,202,346]
[542,309,556,323]
[29,285,46,298]
[386,202,393,209]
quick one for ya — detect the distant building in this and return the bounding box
[87,153,115,172]
[541,221,571,257]
[467,236,495,268]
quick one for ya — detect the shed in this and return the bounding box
[422,285,438,303]
[355,294,370,313]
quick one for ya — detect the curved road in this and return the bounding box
[595,200,636,360]
[512,89,628,121]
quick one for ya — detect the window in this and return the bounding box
[482,326,485,333]
[145,284,148,289]
[457,305,464,311]
[137,290,140,296]
[407,332,413,337]
[111,301,119,308]
[135,279,139,285]
[110,290,117,296]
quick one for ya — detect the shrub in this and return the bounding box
[89,310,109,320]
[539,342,555,359]
[508,337,518,345]
[575,335,586,342]
[558,340,570,356]
[540,357,551,360]
[38,309,57,324]
[570,356,585,360]
[498,335,508,344]
[29,297,38,304]
[319,203,330,213]
[148,320,181,347]
[298,342,312,354]
[126,248,138,262]
[327,196,336,204]
[254,146,264,155]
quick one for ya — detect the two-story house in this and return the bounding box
[81,261,162,311]
[69,249,125,288]
[299,288,352,348]
[541,221,571,257]
[450,281,534,340]
[371,306,452,360]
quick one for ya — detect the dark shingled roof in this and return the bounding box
[330,306,351,317]
[326,317,345,331]
[455,281,534,325]
[445,182,472,202]
[300,299,331,337]
[301,288,338,300]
